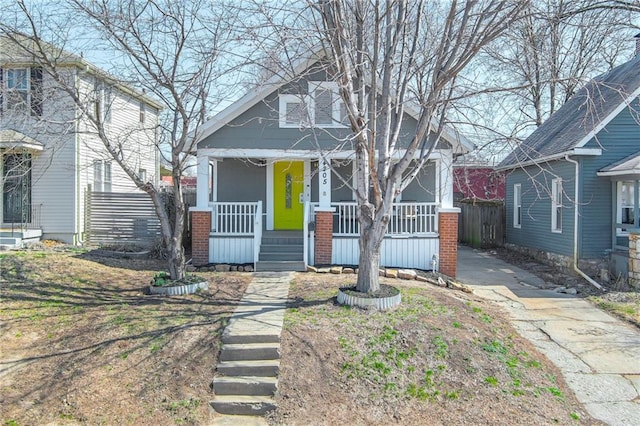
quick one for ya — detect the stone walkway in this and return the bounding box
[210,272,291,426]
[458,246,640,426]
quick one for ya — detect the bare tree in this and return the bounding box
[483,0,634,131]
[305,0,529,292]
[1,0,239,280]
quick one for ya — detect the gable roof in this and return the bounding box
[194,52,473,153]
[498,56,640,169]
[597,151,640,177]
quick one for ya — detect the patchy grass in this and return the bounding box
[272,273,600,425]
[589,293,640,328]
[0,250,250,425]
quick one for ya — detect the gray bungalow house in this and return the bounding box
[498,54,640,284]
[190,54,472,274]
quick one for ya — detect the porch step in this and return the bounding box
[260,244,303,253]
[212,376,278,396]
[261,237,304,245]
[210,395,276,416]
[255,261,306,272]
[217,360,280,377]
[259,252,303,261]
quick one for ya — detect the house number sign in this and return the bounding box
[319,158,331,207]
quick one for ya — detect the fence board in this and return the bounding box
[457,202,505,248]
[85,191,161,247]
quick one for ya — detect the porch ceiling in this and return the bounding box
[0,129,44,152]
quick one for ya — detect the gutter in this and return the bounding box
[564,154,603,290]
[497,148,602,172]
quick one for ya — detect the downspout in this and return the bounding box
[565,155,603,290]
[74,68,83,245]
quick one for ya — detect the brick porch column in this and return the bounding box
[190,208,212,266]
[438,207,461,277]
[314,209,334,265]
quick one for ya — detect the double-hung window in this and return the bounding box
[513,183,522,228]
[94,83,112,124]
[1,67,43,116]
[551,178,562,233]
[93,160,112,192]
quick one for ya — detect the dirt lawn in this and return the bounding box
[1,248,601,425]
[0,249,250,425]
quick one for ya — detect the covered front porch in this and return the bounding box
[190,149,460,275]
[0,130,44,248]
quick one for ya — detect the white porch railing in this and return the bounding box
[311,202,439,236]
[254,201,263,269]
[210,202,260,235]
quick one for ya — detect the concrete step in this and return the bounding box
[261,237,304,245]
[217,360,280,377]
[222,328,282,345]
[258,252,303,261]
[260,244,303,253]
[220,343,280,361]
[210,395,276,416]
[212,376,277,396]
[255,261,306,272]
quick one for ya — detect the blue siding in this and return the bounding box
[505,161,575,257]
[505,101,640,261]
[217,160,266,203]
[580,102,640,258]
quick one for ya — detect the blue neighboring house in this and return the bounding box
[497,55,640,283]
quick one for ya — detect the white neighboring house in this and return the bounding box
[0,36,161,246]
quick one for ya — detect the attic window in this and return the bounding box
[279,94,310,128]
[278,81,348,128]
[309,81,348,128]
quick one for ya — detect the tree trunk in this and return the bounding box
[356,205,388,293]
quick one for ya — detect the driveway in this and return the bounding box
[457,246,640,426]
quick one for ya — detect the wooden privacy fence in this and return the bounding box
[85,191,162,247]
[457,202,505,248]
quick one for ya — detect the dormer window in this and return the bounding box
[278,81,347,128]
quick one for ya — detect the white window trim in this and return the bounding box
[93,159,112,192]
[308,81,348,129]
[551,178,562,233]
[4,68,29,112]
[513,183,521,228]
[616,181,635,236]
[278,94,310,128]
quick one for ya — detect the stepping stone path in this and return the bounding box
[211,272,291,418]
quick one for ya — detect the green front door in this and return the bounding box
[273,161,304,230]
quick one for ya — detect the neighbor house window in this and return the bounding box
[139,101,146,123]
[551,178,562,233]
[94,84,112,124]
[617,181,635,235]
[513,184,521,228]
[138,168,147,182]
[93,160,112,192]
[2,67,43,117]
[279,81,347,128]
